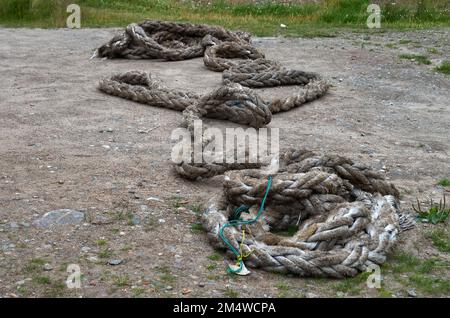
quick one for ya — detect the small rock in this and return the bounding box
[182,288,192,295]
[131,215,141,225]
[34,209,85,228]
[81,246,91,253]
[176,207,187,213]
[87,256,99,262]
[107,259,123,266]
[16,280,26,286]
[166,286,173,291]
[10,222,19,229]
[306,292,318,298]
[102,145,111,150]
[407,289,417,297]
[43,263,53,271]
[336,291,345,297]
[198,282,205,288]
[19,222,30,228]
[158,219,166,224]
[147,196,163,202]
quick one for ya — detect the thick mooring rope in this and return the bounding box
[96,20,411,278]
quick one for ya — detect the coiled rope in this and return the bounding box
[96,20,413,277]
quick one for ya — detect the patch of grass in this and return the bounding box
[170,195,186,208]
[120,244,133,252]
[23,258,46,273]
[399,53,431,65]
[1,0,449,37]
[113,274,131,287]
[156,266,177,283]
[413,196,450,224]
[385,43,398,49]
[224,287,239,298]
[386,251,421,273]
[207,252,221,261]
[377,287,393,298]
[33,276,51,285]
[399,39,412,44]
[435,61,450,75]
[43,281,66,297]
[95,239,107,246]
[437,178,450,187]
[132,287,146,298]
[98,249,113,259]
[427,47,441,54]
[426,229,450,252]
[409,274,450,295]
[190,222,204,234]
[275,282,291,295]
[189,202,204,215]
[333,272,370,295]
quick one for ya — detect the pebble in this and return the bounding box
[176,207,187,213]
[107,259,123,266]
[81,246,91,253]
[34,209,85,228]
[43,263,53,271]
[166,286,173,291]
[87,256,99,262]
[131,215,141,225]
[9,222,19,229]
[198,282,205,288]
[306,292,318,298]
[158,219,166,224]
[407,289,417,297]
[182,288,192,295]
[147,196,163,202]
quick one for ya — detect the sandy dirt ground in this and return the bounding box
[0,28,449,298]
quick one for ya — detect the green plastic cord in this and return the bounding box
[219,176,273,274]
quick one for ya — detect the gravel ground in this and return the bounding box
[0,28,449,298]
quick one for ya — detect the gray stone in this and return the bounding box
[107,259,123,266]
[43,263,53,271]
[131,215,141,225]
[407,289,417,297]
[10,222,19,229]
[34,209,85,227]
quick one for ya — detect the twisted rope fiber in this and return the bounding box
[97,21,409,277]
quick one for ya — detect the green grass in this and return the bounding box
[98,249,113,259]
[23,258,46,273]
[33,276,51,285]
[113,274,131,287]
[426,229,450,252]
[333,272,370,295]
[399,39,413,44]
[399,53,431,65]
[414,197,450,224]
[224,287,239,298]
[435,61,450,75]
[190,222,204,234]
[427,47,441,54]
[383,251,450,296]
[437,178,450,187]
[1,0,449,37]
[207,252,221,261]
